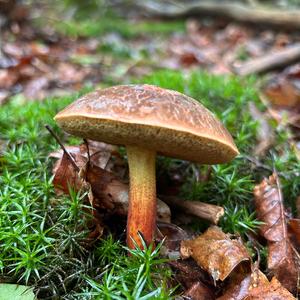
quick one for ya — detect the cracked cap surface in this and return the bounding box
[54,84,239,164]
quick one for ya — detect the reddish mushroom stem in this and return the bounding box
[126,145,157,249]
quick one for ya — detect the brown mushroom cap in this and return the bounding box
[54,84,239,164]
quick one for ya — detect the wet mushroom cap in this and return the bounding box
[54,84,239,164]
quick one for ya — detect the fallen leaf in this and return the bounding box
[217,267,268,300]
[0,69,18,89]
[254,174,289,242]
[156,222,189,257]
[23,77,49,100]
[261,63,300,109]
[288,218,300,251]
[52,151,83,194]
[245,277,296,300]
[262,76,300,108]
[85,163,171,222]
[218,265,296,299]
[56,62,88,85]
[180,226,251,282]
[50,142,171,223]
[182,281,215,300]
[253,173,298,292]
[169,259,213,290]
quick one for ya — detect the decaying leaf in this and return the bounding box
[288,218,300,251]
[254,173,286,242]
[86,164,171,222]
[262,64,300,108]
[253,173,298,292]
[52,151,83,194]
[244,277,296,299]
[180,226,251,282]
[156,222,189,258]
[169,259,213,290]
[50,142,171,223]
[218,265,296,299]
[217,266,268,300]
[181,281,215,300]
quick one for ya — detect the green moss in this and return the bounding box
[1,69,299,298]
[55,17,185,39]
[0,93,173,298]
[139,69,298,231]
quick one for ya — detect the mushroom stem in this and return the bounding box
[126,145,157,249]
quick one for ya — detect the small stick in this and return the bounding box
[45,124,79,172]
[234,44,300,76]
[160,196,224,224]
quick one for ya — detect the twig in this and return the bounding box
[160,195,224,224]
[45,124,79,172]
[234,44,300,76]
[137,1,300,29]
[244,155,273,172]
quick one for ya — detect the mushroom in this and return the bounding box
[54,84,239,249]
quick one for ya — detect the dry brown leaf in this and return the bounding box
[217,267,268,300]
[253,173,298,292]
[254,173,286,242]
[50,143,171,223]
[245,277,296,300]
[85,164,170,222]
[156,222,189,257]
[52,151,83,194]
[261,64,300,109]
[182,281,215,300]
[23,77,49,100]
[169,259,212,290]
[218,266,296,300]
[0,69,18,89]
[288,218,300,251]
[180,226,251,282]
[262,76,300,108]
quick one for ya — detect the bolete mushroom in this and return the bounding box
[54,84,239,249]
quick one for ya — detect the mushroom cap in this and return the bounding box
[54,84,239,164]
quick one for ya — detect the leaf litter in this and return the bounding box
[253,173,299,293]
[50,138,300,297]
[3,2,300,298]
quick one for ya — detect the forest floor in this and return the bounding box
[1,2,300,299]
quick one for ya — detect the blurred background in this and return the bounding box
[1,0,300,103]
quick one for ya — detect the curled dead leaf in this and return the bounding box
[180,226,251,282]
